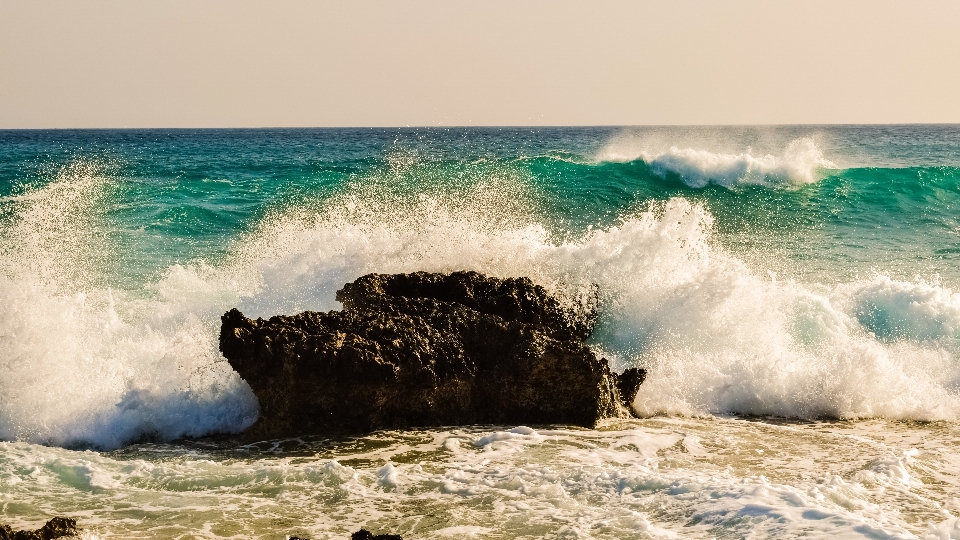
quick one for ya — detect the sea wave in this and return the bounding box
[2,161,960,449]
[596,136,838,188]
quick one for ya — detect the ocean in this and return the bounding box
[2,125,960,539]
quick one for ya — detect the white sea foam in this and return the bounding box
[2,158,960,450]
[596,136,837,187]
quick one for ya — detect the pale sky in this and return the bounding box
[2,0,959,128]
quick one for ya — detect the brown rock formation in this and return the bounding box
[220,271,644,439]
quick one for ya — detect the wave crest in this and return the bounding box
[597,136,837,188]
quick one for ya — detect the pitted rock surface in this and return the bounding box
[220,271,644,438]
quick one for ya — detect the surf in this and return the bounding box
[3,141,960,450]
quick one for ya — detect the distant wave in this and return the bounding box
[596,137,838,188]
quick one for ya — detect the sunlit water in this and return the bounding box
[2,126,960,538]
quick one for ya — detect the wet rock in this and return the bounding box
[0,517,78,540]
[221,271,643,438]
[614,367,647,408]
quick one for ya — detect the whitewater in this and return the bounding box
[2,125,960,538]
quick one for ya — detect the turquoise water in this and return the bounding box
[3,126,959,288]
[3,126,960,539]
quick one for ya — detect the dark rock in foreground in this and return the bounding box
[0,517,77,540]
[289,530,400,540]
[221,271,644,438]
[352,530,402,540]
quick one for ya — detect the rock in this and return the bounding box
[0,517,78,540]
[287,530,401,540]
[351,530,402,540]
[615,367,646,408]
[220,271,643,438]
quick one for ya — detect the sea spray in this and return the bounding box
[0,162,257,448]
[4,150,960,448]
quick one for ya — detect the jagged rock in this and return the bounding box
[221,271,643,438]
[0,517,78,540]
[615,367,646,407]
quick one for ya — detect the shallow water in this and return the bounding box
[4,418,960,539]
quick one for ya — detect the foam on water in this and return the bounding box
[3,153,960,450]
[3,418,959,538]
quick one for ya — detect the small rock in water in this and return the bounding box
[220,271,644,438]
[287,530,401,540]
[0,517,78,540]
[351,530,402,540]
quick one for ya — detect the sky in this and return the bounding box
[1,0,959,128]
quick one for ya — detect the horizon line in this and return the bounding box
[3,122,960,131]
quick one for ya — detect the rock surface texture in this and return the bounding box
[220,271,644,438]
[0,517,78,540]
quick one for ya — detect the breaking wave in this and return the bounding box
[0,162,258,449]
[596,136,837,187]
[1,154,959,450]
